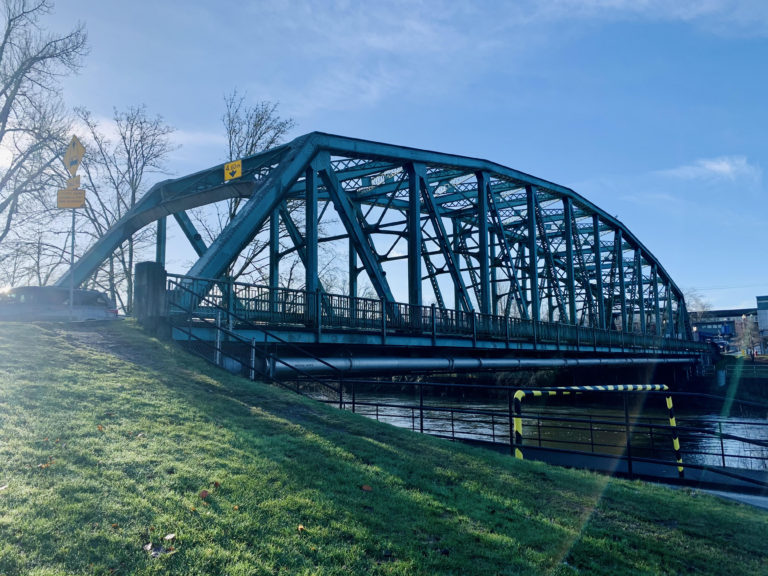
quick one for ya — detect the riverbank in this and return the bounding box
[0,321,766,575]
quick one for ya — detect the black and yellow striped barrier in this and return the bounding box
[512,384,684,478]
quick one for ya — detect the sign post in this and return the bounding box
[60,136,86,318]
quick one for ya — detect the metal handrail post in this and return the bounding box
[249,338,256,380]
[419,383,424,434]
[431,303,437,346]
[624,392,633,478]
[215,311,222,367]
[719,422,726,467]
[227,278,234,331]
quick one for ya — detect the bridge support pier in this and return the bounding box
[134,261,167,334]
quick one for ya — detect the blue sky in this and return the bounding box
[51,1,768,309]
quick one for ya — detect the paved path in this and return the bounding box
[702,489,768,511]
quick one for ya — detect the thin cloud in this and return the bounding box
[657,156,762,184]
[527,0,768,36]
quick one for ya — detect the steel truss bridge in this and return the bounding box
[58,132,707,375]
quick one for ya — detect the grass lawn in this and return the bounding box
[0,320,766,575]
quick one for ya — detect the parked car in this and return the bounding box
[0,286,119,321]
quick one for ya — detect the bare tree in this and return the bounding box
[76,106,175,312]
[684,288,712,324]
[192,90,295,282]
[0,0,86,253]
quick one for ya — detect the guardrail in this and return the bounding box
[305,380,768,487]
[166,274,707,355]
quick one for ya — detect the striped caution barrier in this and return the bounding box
[512,384,684,478]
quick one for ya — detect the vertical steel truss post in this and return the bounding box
[526,186,540,323]
[563,197,576,325]
[489,231,499,316]
[593,214,606,330]
[305,164,319,295]
[407,163,424,308]
[617,229,627,332]
[349,240,358,320]
[652,265,662,337]
[475,171,491,315]
[155,216,166,265]
[636,249,646,335]
[269,207,279,314]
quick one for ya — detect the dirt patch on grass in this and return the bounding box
[52,321,151,365]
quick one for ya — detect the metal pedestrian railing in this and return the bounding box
[166,274,708,355]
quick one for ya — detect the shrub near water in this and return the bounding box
[0,321,766,575]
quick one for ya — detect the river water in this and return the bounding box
[308,388,768,471]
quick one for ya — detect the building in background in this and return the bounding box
[758,295,768,355]
[692,298,764,355]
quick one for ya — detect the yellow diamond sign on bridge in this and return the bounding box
[224,159,242,181]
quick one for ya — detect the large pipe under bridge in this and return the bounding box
[269,355,693,378]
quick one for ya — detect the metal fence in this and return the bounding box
[166,274,707,355]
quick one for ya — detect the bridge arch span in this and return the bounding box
[58,132,691,340]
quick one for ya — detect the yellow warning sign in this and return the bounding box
[224,159,242,181]
[64,135,86,177]
[57,188,85,209]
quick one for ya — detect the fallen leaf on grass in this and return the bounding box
[0,484,8,492]
[233,505,239,511]
[297,524,306,533]
[164,533,175,541]
[143,542,177,558]
[199,490,209,500]
[361,485,373,492]
[97,425,104,432]
[213,481,221,488]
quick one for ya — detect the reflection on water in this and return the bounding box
[308,389,768,471]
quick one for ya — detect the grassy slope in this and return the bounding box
[0,321,765,576]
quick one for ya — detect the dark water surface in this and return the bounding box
[309,388,768,471]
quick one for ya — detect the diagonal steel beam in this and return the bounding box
[421,175,473,312]
[317,153,396,305]
[485,182,528,319]
[173,210,208,257]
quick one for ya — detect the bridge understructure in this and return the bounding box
[59,132,706,377]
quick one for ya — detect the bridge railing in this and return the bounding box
[167,274,707,355]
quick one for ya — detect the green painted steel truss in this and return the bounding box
[57,132,691,339]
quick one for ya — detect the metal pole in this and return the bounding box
[69,208,75,319]
[666,395,684,478]
[215,311,222,367]
[512,389,524,459]
[719,422,726,467]
[624,392,633,478]
[249,338,256,380]
[419,383,424,434]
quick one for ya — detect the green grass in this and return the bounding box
[0,321,766,575]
